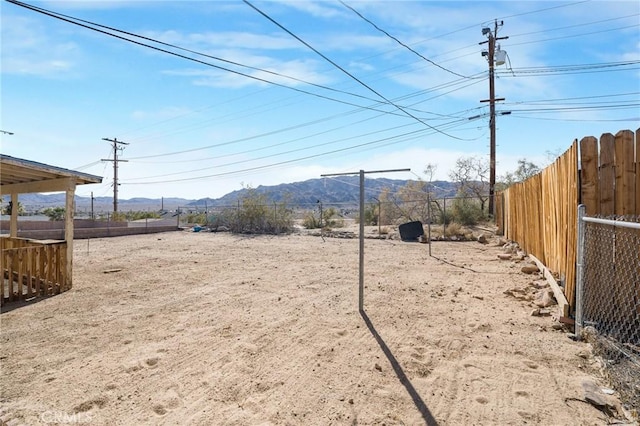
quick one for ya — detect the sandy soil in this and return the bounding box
[0,228,627,425]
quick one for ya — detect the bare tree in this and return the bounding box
[498,159,541,189]
[379,180,430,224]
[448,156,489,211]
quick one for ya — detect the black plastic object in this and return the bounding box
[399,221,424,242]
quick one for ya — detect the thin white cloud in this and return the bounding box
[277,0,345,19]
[1,15,81,77]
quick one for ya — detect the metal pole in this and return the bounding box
[427,193,432,257]
[575,205,586,340]
[443,198,446,237]
[359,170,365,312]
[321,168,410,312]
[377,198,381,235]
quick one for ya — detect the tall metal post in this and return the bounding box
[321,168,410,312]
[575,205,586,340]
[359,170,365,311]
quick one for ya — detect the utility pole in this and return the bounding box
[101,137,129,213]
[480,20,508,216]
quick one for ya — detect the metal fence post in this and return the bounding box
[443,197,446,237]
[575,204,586,340]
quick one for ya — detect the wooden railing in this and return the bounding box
[1,237,68,306]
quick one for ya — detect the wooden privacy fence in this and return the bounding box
[1,237,68,306]
[497,128,639,315]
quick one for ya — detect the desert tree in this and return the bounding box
[0,197,25,216]
[498,159,541,189]
[378,180,430,225]
[448,156,489,211]
[42,207,65,221]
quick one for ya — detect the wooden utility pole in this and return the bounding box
[101,138,129,213]
[480,20,508,216]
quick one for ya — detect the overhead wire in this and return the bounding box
[8,0,637,189]
[338,0,470,79]
[243,0,471,141]
[121,114,478,185]
[6,0,428,119]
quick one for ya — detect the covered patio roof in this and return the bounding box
[1,154,102,194]
[1,154,103,292]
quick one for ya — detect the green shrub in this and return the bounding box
[302,211,320,229]
[225,187,294,234]
[451,198,485,226]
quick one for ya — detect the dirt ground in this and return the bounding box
[0,228,631,425]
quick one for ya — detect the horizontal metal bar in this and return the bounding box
[582,216,640,230]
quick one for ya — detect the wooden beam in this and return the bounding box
[65,185,75,290]
[1,177,76,195]
[529,254,570,318]
[10,193,18,238]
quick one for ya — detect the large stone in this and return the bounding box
[534,289,556,307]
[581,379,619,416]
[521,264,540,274]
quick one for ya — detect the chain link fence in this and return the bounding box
[576,206,640,411]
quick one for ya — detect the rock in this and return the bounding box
[576,349,591,359]
[551,323,564,330]
[534,289,556,307]
[533,280,548,289]
[477,234,488,244]
[374,363,382,372]
[582,379,619,415]
[521,264,540,274]
[503,242,519,254]
[495,238,507,247]
[530,308,541,316]
[498,253,512,260]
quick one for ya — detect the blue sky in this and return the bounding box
[1,0,639,201]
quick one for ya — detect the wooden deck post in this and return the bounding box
[10,193,18,238]
[65,182,76,290]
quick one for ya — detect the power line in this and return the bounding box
[6,0,426,118]
[243,0,470,142]
[338,0,469,79]
[496,0,592,20]
[121,115,475,185]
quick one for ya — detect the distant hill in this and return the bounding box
[9,178,458,213]
[188,177,458,209]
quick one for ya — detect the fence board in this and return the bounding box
[563,143,578,305]
[615,130,635,216]
[500,128,638,316]
[580,136,599,215]
[600,133,615,216]
[636,129,639,316]
[636,129,640,215]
